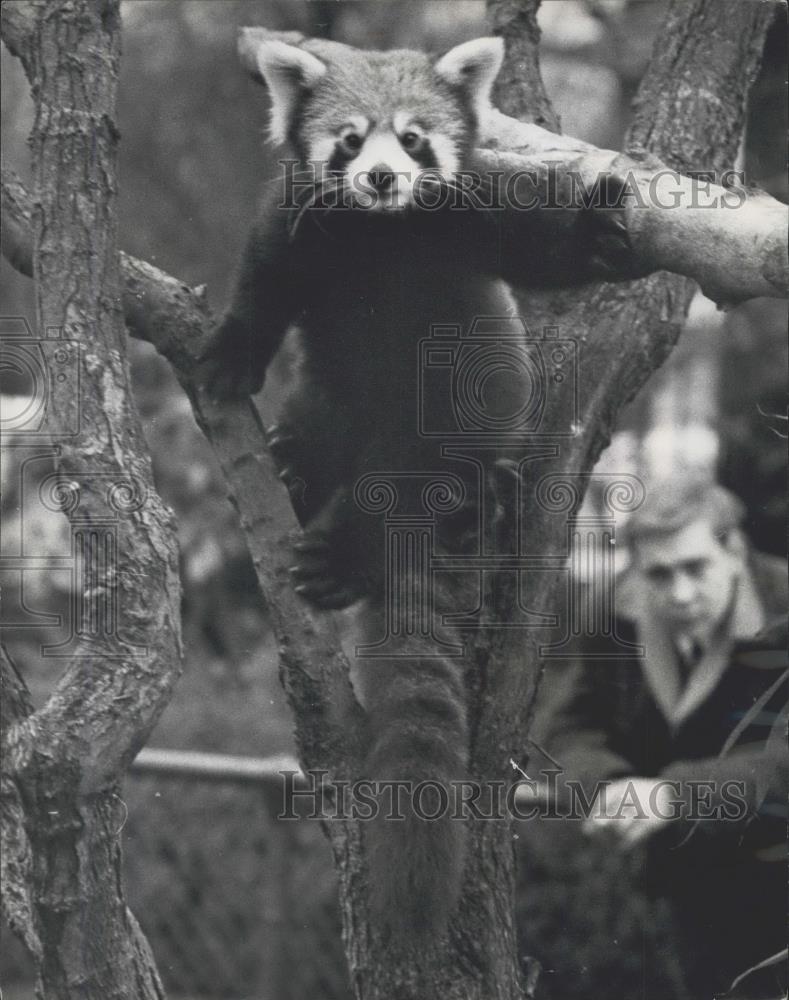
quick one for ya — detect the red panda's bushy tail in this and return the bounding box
[358,630,469,948]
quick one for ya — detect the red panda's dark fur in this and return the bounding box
[200,37,511,948]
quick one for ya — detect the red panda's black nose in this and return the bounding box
[368,164,396,193]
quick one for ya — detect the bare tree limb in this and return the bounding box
[0,6,182,789]
[488,0,559,129]
[478,111,789,302]
[627,0,777,172]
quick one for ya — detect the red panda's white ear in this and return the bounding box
[434,37,504,109]
[255,40,327,145]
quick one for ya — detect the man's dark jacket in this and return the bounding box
[546,551,788,996]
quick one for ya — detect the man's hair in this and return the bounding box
[621,479,746,550]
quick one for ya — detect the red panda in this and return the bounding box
[199,33,629,949]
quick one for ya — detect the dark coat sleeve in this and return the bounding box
[661,646,788,830]
[545,659,635,787]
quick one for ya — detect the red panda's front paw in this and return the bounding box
[586,172,649,281]
[196,356,262,400]
[195,315,265,400]
[289,532,364,610]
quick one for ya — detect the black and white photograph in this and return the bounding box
[1,2,787,998]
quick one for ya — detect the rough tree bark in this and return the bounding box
[1,2,180,997]
[1,0,784,998]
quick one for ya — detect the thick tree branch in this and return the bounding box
[478,111,789,302]
[488,0,559,129]
[627,0,778,172]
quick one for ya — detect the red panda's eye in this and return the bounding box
[401,131,421,151]
[343,133,362,152]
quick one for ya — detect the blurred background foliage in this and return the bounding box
[1,2,785,997]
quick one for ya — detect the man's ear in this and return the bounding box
[254,40,327,145]
[434,37,504,111]
[722,527,747,568]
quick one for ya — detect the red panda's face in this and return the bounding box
[255,37,504,213]
[302,107,467,212]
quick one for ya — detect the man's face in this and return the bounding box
[635,519,742,635]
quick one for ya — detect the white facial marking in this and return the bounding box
[426,134,460,176]
[349,132,418,210]
[393,110,418,135]
[341,115,370,138]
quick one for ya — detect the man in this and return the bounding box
[547,478,787,998]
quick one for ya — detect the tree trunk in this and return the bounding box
[1,2,181,996]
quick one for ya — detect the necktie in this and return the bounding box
[677,638,704,689]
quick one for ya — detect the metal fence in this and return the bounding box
[0,749,352,1000]
[123,749,352,1000]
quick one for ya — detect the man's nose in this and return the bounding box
[670,571,696,604]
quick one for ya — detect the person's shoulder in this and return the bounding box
[733,612,788,672]
[749,549,788,617]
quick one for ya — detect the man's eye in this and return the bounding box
[342,133,363,152]
[400,131,421,151]
[646,567,672,585]
[684,559,707,578]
